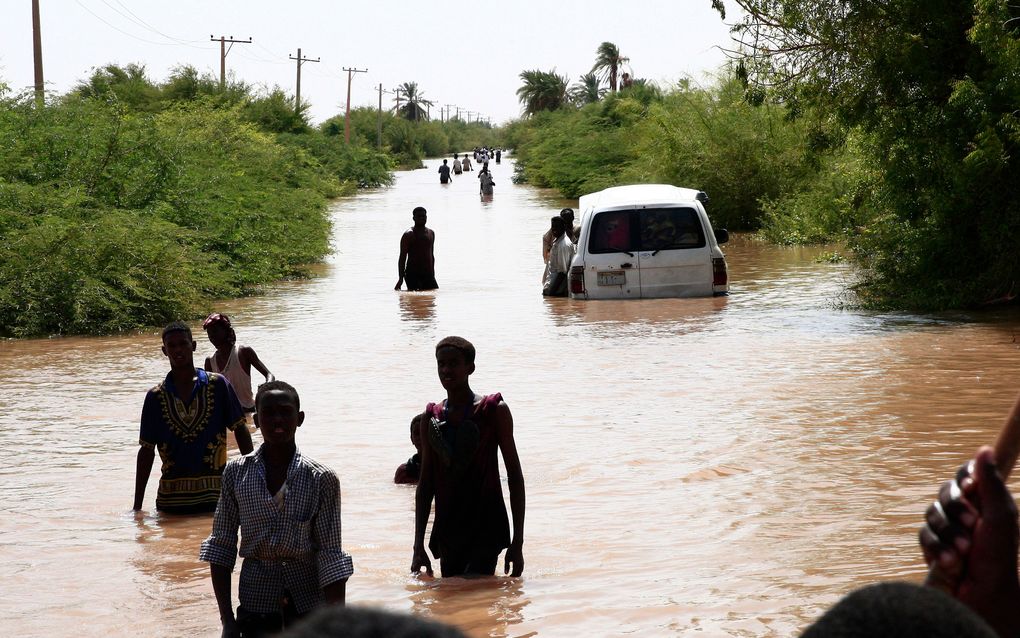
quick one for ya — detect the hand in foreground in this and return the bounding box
[920,446,1020,637]
[504,541,524,577]
[411,545,433,577]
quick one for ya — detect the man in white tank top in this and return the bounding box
[202,313,275,412]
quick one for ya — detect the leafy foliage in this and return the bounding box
[715,0,1020,308]
[591,42,630,92]
[570,72,607,106]
[511,72,820,230]
[517,70,570,115]
[0,82,339,336]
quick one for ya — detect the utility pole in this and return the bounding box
[393,87,402,116]
[445,104,454,123]
[377,83,384,148]
[210,35,252,90]
[342,66,367,145]
[289,48,319,114]
[32,0,44,106]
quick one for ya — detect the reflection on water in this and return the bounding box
[398,292,437,324]
[3,157,1020,637]
[410,577,532,638]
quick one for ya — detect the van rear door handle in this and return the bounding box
[621,262,633,269]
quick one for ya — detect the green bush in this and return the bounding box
[0,92,338,336]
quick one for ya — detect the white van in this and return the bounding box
[568,184,729,299]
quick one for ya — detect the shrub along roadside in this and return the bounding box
[0,91,342,337]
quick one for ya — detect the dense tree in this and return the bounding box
[570,72,606,106]
[591,42,630,92]
[516,69,570,115]
[713,0,1020,309]
[397,82,432,122]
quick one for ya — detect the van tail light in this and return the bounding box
[569,266,585,295]
[712,257,728,287]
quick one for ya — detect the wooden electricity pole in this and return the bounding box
[210,35,252,90]
[32,0,44,105]
[289,48,320,113]
[342,66,367,144]
[377,83,384,148]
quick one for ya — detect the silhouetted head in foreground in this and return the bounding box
[281,606,468,638]
[800,582,996,638]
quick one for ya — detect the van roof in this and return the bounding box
[578,184,704,212]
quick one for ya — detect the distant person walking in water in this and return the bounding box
[461,155,473,172]
[495,149,501,164]
[134,321,253,514]
[395,206,438,291]
[478,165,495,196]
[452,153,463,175]
[438,160,453,184]
[203,313,274,414]
[411,336,525,578]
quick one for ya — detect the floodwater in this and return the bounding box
[2,156,1020,637]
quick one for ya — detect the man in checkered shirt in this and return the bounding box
[200,381,353,637]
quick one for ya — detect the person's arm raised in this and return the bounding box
[920,446,1020,637]
[496,402,525,577]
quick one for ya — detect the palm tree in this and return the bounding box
[397,81,433,121]
[516,69,569,115]
[591,42,630,92]
[569,72,606,106]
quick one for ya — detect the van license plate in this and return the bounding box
[597,271,626,286]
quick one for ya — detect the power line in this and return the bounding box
[75,0,213,49]
[103,0,206,45]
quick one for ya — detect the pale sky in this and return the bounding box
[2,1,739,125]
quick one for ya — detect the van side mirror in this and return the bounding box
[714,228,729,244]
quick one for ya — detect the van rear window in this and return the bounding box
[639,208,705,250]
[588,208,705,254]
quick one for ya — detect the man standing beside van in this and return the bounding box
[395,207,438,291]
[542,208,577,283]
[543,217,575,297]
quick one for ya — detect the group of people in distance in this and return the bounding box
[132,311,524,636]
[542,207,580,297]
[438,148,500,198]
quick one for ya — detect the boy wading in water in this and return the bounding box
[411,337,526,578]
[134,321,254,514]
[202,313,275,414]
[395,206,438,292]
[200,381,353,637]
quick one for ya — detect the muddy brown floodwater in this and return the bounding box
[3,156,1020,637]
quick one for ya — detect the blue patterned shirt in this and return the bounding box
[139,369,246,513]
[199,446,354,614]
